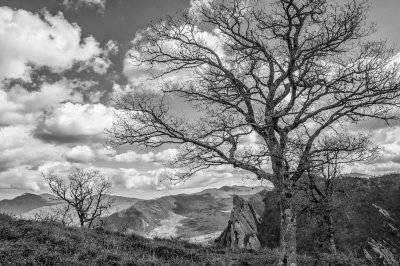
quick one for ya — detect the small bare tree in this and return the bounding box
[34,205,75,227]
[303,134,378,254]
[43,168,113,228]
[107,0,400,264]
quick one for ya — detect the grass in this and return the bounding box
[0,213,366,265]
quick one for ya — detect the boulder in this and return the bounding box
[215,192,266,250]
[364,239,399,266]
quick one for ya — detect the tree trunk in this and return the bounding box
[88,218,95,229]
[325,213,337,254]
[79,217,85,228]
[278,192,297,266]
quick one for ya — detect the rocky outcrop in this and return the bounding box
[362,204,400,265]
[364,239,399,266]
[215,191,266,250]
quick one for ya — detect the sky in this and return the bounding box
[0,0,400,199]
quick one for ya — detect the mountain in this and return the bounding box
[0,193,62,215]
[104,185,266,240]
[21,195,140,220]
[1,186,265,237]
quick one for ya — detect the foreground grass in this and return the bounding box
[0,214,365,265]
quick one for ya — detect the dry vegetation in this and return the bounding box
[0,213,365,266]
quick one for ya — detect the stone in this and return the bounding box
[215,192,266,250]
[365,239,399,266]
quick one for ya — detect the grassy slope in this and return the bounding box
[0,213,275,266]
[0,213,366,266]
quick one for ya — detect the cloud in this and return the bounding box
[62,0,107,11]
[0,125,67,172]
[123,25,225,92]
[115,148,178,164]
[78,40,119,74]
[103,164,262,192]
[0,79,85,126]
[0,7,103,82]
[2,161,77,191]
[34,102,115,144]
[0,167,45,191]
[64,145,95,163]
[95,146,116,161]
[111,168,170,190]
[189,0,214,17]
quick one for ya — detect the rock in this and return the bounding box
[364,204,400,265]
[365,239,399,266]
[215,192,266,250]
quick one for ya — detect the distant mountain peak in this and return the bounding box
[20,193,37,197]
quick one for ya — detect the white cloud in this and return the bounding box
[95,146,116,161]
[0,125,67,172]
[62,0,107,11]
[79,40,119,74]
[0,167,45,191]
[112,168,170,190]
[0,7,101,81]
[35,102,114,142]
[0,80,84,126]
[64,145,95,163]
[115,148,178,164]
[111,83,135,97]
[102,164,261,192]
[189,0,213,17]
[88,57,112,74]
[9,81,83,112]
[123,25,225,92]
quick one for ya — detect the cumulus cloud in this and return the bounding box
[0,167,46,191]
[34,102,114,144]
[0,125,67,173]
[64,145,95,163]
[62,0,107,11]
[79,40,119,74]
[111,168,170,190]
[123,24,225,92]
[103,164,262,192]
[115,148,178,164]
[95,146,116,161]
[0,79,85,126]
[0,7,102,82]
[189,0,213,17]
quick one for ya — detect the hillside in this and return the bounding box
[1,177,398,265]
[0,213,366,266]
[217,174,400,265]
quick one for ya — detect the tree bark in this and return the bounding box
[325,214,337,255]
[79,216,85,228]
[278,192,297,266]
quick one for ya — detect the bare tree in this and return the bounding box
[43,168,113,228]
[34,205,75,227]
[302,134,378,254]
[107,0,400,264]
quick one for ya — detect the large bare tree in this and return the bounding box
[107,0,400,264]
[44,168,113,228]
